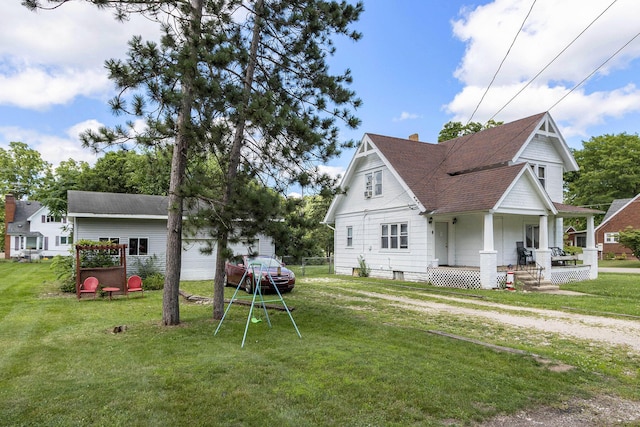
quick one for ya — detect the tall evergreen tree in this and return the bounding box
[25,0,362,323]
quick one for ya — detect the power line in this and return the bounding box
[488,0,618,122]
[467,0,537,125]
[548,29,640,112]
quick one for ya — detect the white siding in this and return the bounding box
[518,136,565,203]
[499,178,548,213]
[75,217,275,280]
[74,217,168,275]
[333,151,434,276]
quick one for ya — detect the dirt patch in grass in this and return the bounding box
[479,394,640,426]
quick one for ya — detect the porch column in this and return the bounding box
[480,212,497,289]
[583,215,598,279]
[555,217,564,247]
[536,215,551,280]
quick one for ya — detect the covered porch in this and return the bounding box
[427,207,599,289]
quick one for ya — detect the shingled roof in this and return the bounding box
[67,190,168,217]
[6,200,43,236]
[360,112,592,215]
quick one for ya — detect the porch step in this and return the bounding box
[512,271,559,292]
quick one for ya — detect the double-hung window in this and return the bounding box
[364,170,383,197]
[381,223,408,249]
[531,164,546,188]
[346,226,353,247]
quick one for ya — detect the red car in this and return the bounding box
[225,255,295,293]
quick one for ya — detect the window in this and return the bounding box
[531,164,546,187]
[525,224,539,249]
[346,227,353,247]
[129,238,149,256]
[381,223,408,249]
[537,166,545,187]
[364,170,383,197]
[55,236,69,246]
[99,237,120,254]
[604,232,619,244]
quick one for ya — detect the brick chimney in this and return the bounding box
[408,133,419,141]
[4,194,15,259]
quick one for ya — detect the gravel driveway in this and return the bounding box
[343,287,640,426]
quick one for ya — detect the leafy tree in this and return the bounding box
[618,227,640,258]
[274,194,334,262]
[35,158,91,217]
[437,119,503,142]
[565,133,640,208]
[0,141,51,200]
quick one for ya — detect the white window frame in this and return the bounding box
[365,170,383,198]
[530,164,546,188]
[346,226,353,247]
[604,232,619,244]
[381,223,408,250]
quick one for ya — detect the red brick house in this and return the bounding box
[595,195,640,259]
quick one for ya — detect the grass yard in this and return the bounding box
[0,261,639,426]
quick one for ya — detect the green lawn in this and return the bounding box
[0,262,638,426]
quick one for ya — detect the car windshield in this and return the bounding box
[246,257,281,268]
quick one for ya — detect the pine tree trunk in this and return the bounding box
[162,0,204,326]
[213,0,264,320]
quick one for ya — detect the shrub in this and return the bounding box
[132,254,161,279]
[143,273,165,290]
[51,255,75,293]
[357,255,370,277]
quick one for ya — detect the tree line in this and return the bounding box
[0,140,333,263]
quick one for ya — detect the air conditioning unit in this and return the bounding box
[364,190,372,198]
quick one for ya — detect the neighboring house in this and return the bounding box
[4,194,71,260]
[564,225,587,248]
[67,190,275,280]
[324,112,601,288]
[595,195,640,259]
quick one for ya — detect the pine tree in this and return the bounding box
[25,0,363,323]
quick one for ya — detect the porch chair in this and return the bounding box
[126,275,144,298]
[79,276,100,300]
[516,241,533,266]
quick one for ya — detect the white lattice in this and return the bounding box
[550,266,591,284]
[427,267,483,289]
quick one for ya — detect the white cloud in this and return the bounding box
[393,111,421,122]
[0,66,110,110]
[1,2,161,109]
[446,0,640,136]
[318,165,345,180]
[0,123,101,168]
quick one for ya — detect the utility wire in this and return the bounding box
[489,0,618,122]
[467,0,537,125]
[548,30,640,112]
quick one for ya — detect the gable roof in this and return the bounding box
[326,112,595,222]
[6,200,43,236]
[596,195,640,231]
[67,190,168,219]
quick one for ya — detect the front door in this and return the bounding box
[435,222,448,265]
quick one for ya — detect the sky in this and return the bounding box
[3,0,640,191]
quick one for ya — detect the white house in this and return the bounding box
[4,194,71,260]
[67,190,275,280]
[324,112,601,289]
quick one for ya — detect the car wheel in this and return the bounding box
[243,276,253,293]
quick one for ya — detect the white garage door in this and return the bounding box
[181,239,217,281]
